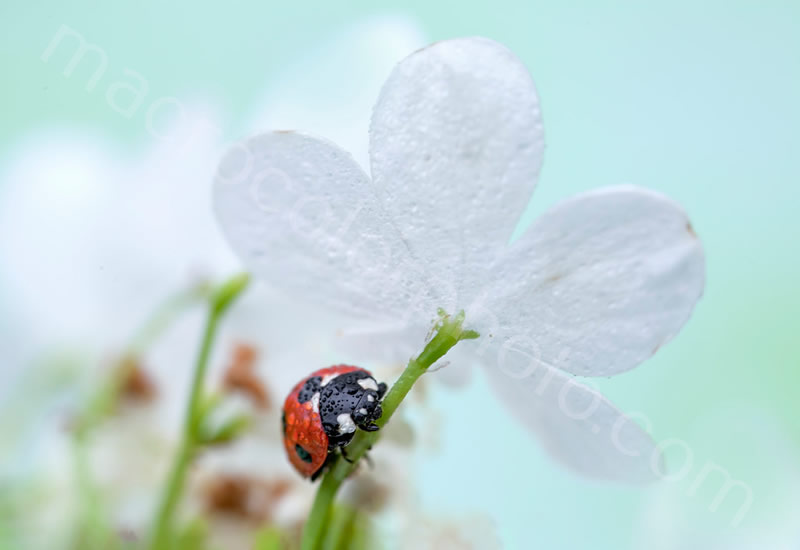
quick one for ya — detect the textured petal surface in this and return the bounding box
[487,362,662,483]
[480,185,705,377]
[333,322,427,366]
[370,37,545,313]
[213,131,431,321]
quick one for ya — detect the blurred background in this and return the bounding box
[1,1,799,549]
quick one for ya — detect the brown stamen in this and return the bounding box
[118,357,157,401]
[222,343,270,409]
[205,474,292,521]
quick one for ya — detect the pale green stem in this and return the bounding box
[148,273,250,550]
[300,311,478,550]
[321,505,357,550]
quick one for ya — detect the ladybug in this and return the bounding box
[281,365,388,480]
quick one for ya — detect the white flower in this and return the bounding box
[213,37,706,483]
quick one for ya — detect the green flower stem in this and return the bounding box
[300,311,478,550]
[149,273,250,550]
[321,505,358,550]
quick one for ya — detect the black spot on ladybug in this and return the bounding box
[295,444,313,463]
[297,376,322,403]
[281,411,287,436]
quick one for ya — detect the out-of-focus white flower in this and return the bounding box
[213,37,706,483]
[0,115,233,351]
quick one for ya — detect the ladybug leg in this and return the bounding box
[342,447,374,468]
[328,432,355,450]
[377,382,388,399]
[341,446,355,463]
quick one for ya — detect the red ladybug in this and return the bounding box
[282,365,388,480]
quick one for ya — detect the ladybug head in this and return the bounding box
[317,369,387,448]
[349,376,388,432]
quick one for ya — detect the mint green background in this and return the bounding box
[2,1,799,548]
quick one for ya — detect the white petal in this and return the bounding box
[480,185,705,377]
[370,37,545,312]
[334,322,474,388]
[334,323,426,366]
[427,345,475,389]
[213,131,431,321]
[487,362,662,483]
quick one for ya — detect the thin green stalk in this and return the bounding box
[300,310,478,550]
[149,273,250,550]
[149,438,195,549]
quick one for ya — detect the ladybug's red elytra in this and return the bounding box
[282,365,388,480]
